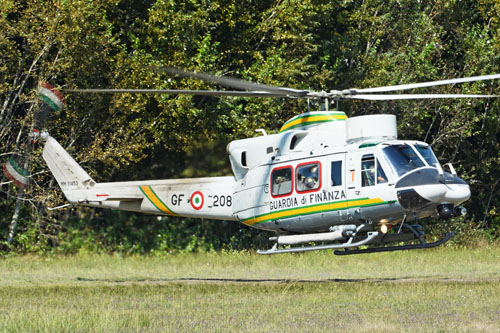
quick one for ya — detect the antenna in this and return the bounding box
[321,98,329,111]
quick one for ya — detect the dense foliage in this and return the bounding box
[1,0,499,253]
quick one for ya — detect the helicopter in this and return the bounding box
[37,70,500,255]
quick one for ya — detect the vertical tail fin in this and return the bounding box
[42,135,95,202]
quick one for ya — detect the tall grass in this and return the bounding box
[1,246,499,285]
[1,281,499,331]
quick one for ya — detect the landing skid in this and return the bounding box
[334,232,454,255]
[257,222,454,255]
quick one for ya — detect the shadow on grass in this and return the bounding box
[75,276,500,284]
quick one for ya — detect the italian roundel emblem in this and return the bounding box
[190,191,204,210]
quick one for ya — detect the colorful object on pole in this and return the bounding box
[37,82,64,112]
[34,82,65,133]
[30,128,40,144]
[3,157,28,189]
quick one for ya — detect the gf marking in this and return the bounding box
[171,194,185,206]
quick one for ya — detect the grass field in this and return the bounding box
[1,246,500,331]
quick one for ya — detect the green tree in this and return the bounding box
[1,0,500,253]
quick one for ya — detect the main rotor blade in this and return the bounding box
[344,93,500,100]
[155,67,311,98]
[65,88,287,97]
[352,73,500,93]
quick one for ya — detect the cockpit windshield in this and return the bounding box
[382,144,425,178]
[415,144,439,166]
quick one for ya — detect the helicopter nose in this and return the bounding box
[395,168,470,210]
[440,183,471,204]
[413,184,447,203]
[413,182,470,205]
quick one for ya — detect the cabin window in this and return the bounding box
[331,161,342,186]
[290,136,298,150]
[296,162,321,192]
[361,154,376,187]
[241,151,247,167]
[271,166,293,197]
[362,155,389,186]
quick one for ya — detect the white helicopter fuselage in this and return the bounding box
[42,111,470,237]
[229,112,470,233]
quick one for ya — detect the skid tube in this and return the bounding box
[334,231,455,255]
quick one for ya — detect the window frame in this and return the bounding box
[295,161,322,194]
[331,160,343,187]
[361,154,376,187]
[376,158,388,184]
[270,165,294,198]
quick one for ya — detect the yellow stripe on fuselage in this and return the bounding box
[140,185,176,216]
[242,197,384,226]
[280,114,348,132]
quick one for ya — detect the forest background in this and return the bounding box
[1,0,500,254]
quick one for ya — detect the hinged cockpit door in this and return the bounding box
[346,149,393,220]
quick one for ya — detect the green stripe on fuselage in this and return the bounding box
[242,197,396,225]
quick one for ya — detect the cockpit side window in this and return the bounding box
[271,166,293,197]
[376,159,388,184]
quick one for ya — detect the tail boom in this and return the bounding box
[79,178,237,221]
[42,135,237,221]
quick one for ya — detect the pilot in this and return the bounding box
[377,164,388,183]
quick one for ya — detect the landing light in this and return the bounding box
[380,224,388,234]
